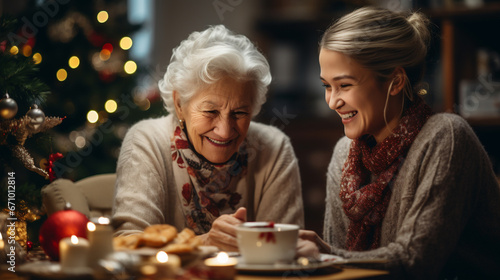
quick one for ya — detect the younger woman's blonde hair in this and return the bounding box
[320,6,431,102]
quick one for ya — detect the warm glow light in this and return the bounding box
[124,60,137,74]
[104,99,117,113]
[99,49,111,61]
[141,265,157,276]
[102,43,113,52]
[22,45,32,57]
[68,56,80,69]
[69,131,78,142]
[87,110,99,123]
[33,53,42,64]
[98,217,110,225]
[97,11,109,23]
[216,252,229,263]
[87,222,96,232]
[70,235,79,244]
[119,37,133,50]
[156,251,168,263]
[57,69,68,81]
[9,46,19,55]
[75,136,86,148]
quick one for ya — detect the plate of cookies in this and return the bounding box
[113,224,217,263]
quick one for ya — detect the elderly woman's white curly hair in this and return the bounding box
[158,25,272,117]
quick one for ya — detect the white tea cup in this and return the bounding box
[236,222,299,265]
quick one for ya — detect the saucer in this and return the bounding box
[235,254,343,272]
[17,261,93,279]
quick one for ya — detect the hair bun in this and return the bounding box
[407,12,431,48]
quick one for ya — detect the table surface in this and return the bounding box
[236,268,389,280]
[0,248,390,280]
[1,267,389,280]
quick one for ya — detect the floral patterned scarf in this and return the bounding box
[170,123,248,235]
[339,98,433,251]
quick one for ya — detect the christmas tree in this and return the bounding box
[1,14,64,249]
[1,0,164,247]
[3,0,164,182]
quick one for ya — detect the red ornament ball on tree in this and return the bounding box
[39,207,89,260]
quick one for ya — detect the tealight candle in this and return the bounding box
[204,252,238,280]
[154,251,181,278]
[59,235,90,271]
[87,217,114,268]
[0,233,4,250]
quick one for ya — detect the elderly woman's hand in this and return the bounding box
[297,230,332,258]
[199,207,247,252]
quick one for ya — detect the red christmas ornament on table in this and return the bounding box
[38,203,89,260]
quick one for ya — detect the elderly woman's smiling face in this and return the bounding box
[174,77,254,164]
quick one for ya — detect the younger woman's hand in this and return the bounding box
[297,230,332,254]
[199,207,246,252]
[297,238,321,259]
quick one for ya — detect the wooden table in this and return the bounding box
[1,267,389,280]
[1,248,390,279]
[236,268,389,279]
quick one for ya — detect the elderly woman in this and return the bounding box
[298,7,500,279]
[112,25,304,251]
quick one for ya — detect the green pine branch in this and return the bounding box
[0,52,50,115]
[0,16,50,115]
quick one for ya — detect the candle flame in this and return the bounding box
[87,222,96,232]
[156,251,168,263]
[216,252,229,263]
[70,235,79,244]
[98,217,110,225]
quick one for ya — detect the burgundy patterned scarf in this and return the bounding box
[170,122,248,235]
[339,98,433,251]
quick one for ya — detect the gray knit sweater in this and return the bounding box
[324,113,500,279]
[112,114,304,236]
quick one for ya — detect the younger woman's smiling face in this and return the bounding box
[319,48,400,143]
[174,77,254,164]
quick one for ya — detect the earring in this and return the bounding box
[418,89,428,96]
[179,119,185,129]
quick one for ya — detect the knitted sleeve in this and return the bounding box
[251,125,305,228]
[327,114,500,279]
[112,119,168,236]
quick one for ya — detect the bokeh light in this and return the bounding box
[33,53,42,64]
[124,60,137,74]
[102,43,113,53]
[97,11,109,23]
[119,37,133,50]
[68,56,80,69]
[156,251,168,263]
[22,45,32,57]
[56,69,68,81]
[99,49,111,61]
[10,46,19,55]
[105,99,118,113]
[87,110,99,123]
[75,136,86,148]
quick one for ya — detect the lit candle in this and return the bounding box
[151,251,181,278]
[204,252,238,280]
[59,235,90,271]
[0,233,4,250]
[87,217,114,268]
